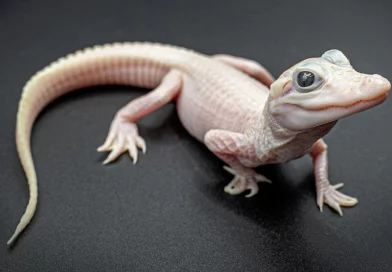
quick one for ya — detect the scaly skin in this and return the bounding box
[7,42,390,245]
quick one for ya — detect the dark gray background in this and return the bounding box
[1,0,392,271]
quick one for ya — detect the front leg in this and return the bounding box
[97,70,182,164]
[204,130,271,197]
[310,139,358,215]
[212,54,275,87]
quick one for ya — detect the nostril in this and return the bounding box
[371,75,391,90]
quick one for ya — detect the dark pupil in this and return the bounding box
[297,71,315,87]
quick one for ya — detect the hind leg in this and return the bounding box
[98,69,183,164]
[213,54,275,87]
[204,129,271,198]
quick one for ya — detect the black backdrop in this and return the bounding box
[1,0,392,271]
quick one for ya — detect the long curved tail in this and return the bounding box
[7,42,192,245]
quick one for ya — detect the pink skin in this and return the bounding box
[99,53,390,214]
[204,130,271,198]
[98,55,275,197]
[212,54,275,88]
[97,70,183,163]
[8,43,391,245]
[310,140,358,215]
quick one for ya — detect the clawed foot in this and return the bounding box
[97,118,146,164]
[223,166,271,198]
[317,183,358,216]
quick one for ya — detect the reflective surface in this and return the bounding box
[1,0,392,271]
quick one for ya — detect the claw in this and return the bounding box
[318,182,358,216]
[136,136,146,153]
[254,175,272,184]
[98,120,147,165]
[245,181,259,198]
[103,134,125,164]
[332,183,344,190]
[223,165,236,175]
[97,131,116,152]
[223,165,270,197]
[127,136,138,164]
[317,192,324,212]
[325,194,343,216]
[331,190,358,206]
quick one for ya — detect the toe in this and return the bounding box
[223,166,236,175]
[331,190,358,206]
[255,174,272,184]
[136,136,146,153]
[245,181,259,198]
[325,194,343,216]
[103,135,125,164]
[317,194,324,212]
[331,183,344,190]
[127,136,138,164]
[224,177,246,195]
[97,131,116,152]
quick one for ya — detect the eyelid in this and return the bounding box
[293,63,326,92]
[294,63,326,78]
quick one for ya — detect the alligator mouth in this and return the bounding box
[277,92,388,113]
[270,93,389,131]
[312,93,388,115]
